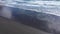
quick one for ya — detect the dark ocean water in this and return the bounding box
[11,7,49,32]
[8,7,60,34]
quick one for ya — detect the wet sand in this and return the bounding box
[0,17,51,34]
